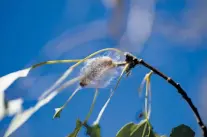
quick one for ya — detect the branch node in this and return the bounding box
[202,125,207,129]
[139,59,143,63]
[176,83,181,87]
[167,77,171,82]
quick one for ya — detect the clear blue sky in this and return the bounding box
[0,0,207,137]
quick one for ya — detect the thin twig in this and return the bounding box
[125,53,207,137]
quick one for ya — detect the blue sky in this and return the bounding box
[0,0,207,137]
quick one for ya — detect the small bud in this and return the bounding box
[53,107,63,119]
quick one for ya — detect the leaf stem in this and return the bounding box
[31,59,81,69]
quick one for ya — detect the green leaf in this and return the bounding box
[85,124,101,137]
[116,122,138,137]
[67,119,82,137]
[154,134,167,137]
[170,124,195,137]
[116,120,157,137]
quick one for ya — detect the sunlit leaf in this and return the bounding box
[170,124,195,137]
[116,122,138,137]
[116,120,156,137]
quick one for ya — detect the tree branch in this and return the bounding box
[125,53,207,137]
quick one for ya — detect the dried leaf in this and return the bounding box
[0,68,31,94]
[7,98,23,116]
[4,76,80,137]
[0,68,31,121]
[3,91,58,137]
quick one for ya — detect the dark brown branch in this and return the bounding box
[125,53,207,137]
